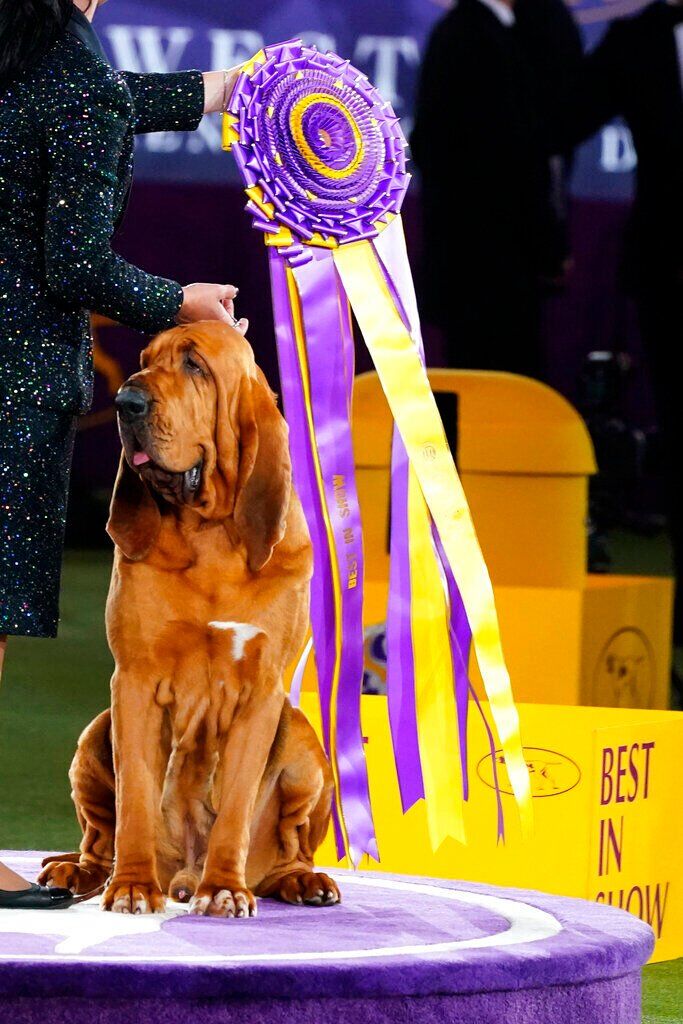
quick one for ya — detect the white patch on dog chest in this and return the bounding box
[209,621,263,661]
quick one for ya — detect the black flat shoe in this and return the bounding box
[0,883,74,910]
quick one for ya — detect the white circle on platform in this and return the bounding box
[0,874,563,963]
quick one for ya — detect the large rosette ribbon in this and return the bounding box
[223,40,532,865]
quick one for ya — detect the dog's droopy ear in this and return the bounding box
[106,454,161,561]
[234,375,292,573]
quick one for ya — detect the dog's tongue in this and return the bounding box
[133,451,151,467]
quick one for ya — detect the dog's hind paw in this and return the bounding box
[273,870,340,907]
[102,879,166,914]
[189,885,257,918]
[38,857,110,897]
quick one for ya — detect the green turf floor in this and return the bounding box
[0,551,112,850]
[0,545,680,1020]
[643,961,683,1022]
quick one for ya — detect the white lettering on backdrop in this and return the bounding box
[207,29,264,69]
[102,26,420,154]
[353,35,421,108]
[105,25,194,74]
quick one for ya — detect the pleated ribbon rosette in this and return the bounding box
[223,39,532,866]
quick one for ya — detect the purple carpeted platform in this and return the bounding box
[0,852,653,1024]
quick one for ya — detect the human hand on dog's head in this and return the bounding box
[177,283,249,334]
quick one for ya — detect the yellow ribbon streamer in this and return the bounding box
[408,466,466,848]
[334,235,533,837]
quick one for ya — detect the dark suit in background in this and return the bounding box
[516,0,583,232]
[553,1,683,642]
[411,0,581,378]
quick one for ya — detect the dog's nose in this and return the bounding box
[115,387,150,423]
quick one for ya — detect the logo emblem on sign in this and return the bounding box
[477,746,582,798]
[592,627,655,708]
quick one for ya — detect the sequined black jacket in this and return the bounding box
[0,30,204,413]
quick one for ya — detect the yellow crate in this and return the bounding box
[344,370,674,708]
[470,575,673,709]
[297,574,673,709]
[353,369,596,590]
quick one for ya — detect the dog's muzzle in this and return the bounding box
[115,387,150,424]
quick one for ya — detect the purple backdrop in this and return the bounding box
[92,0,641,201]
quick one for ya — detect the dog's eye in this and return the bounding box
[184,352,205,377]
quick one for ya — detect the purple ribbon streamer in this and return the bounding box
[338,281,355,411]
[268,249,344,857]
[469,682,506,843]
[386,428,425,812]
[293,250,378,865]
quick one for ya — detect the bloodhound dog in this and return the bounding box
[40,323,339,916]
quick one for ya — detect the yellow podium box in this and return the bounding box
[301,693,683,963]
[348,370,674,709]
[355,575,674,709]
[298,574,673,709]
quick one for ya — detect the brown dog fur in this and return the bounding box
[39,323,338,916]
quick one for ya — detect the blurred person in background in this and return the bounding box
[551,0,683,653]
[411,0,581,378]
[0,0,247,907]
[515,0,583,282]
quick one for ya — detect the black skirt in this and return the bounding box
[0,394,76,638]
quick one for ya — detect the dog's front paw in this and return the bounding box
[189,884,256,918]
[101,878,166,914]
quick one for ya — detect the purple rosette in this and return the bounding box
[225,39,410,254]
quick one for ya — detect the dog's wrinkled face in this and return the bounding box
[109,322,292,570]
[116,323,252,509]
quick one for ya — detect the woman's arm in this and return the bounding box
[42,75,234,332]
[121,67,241,135]
[120,69,204,135]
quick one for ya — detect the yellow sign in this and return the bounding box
[301,694,683,963]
